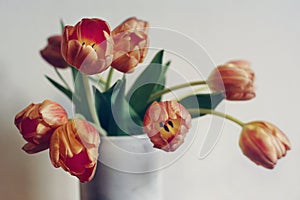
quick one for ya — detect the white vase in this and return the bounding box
[80,135,163,200]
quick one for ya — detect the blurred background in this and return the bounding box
[1,0,300,199]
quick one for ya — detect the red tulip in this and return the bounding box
[14,100,68,154]
[239,121,291,169]
[143,101,192,152]
[49,119,100,182]
[61,18,114,75]
[40,35,68,69]
[207,60,255,100]
[111,17,149,73]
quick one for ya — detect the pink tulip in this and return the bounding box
[207,60,255,100]
[111,17,149,73]
[143,101,192,152]
[239,121,291,169]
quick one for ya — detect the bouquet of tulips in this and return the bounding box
[14,17,291,183]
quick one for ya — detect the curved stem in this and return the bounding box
[188,108,245,127]
[177,85,209,101]
[148,80,207,102]
[82,75,101,129]
[105,67,114,91]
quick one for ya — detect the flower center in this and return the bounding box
[82,42,96,51]
[159,118,181,142]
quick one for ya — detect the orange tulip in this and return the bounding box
[207,60,255,100]
[61,18,114,75]
[111,17,149,73]
[143,101,192,152]
[40,35,68,69]
[14,100,68,154]
[49,119,100,182]
[226,60,254,81]
[239,121,291,169]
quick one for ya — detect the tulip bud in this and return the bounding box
[61,18,114,75]
[239,121,291,169]
[143,101,192,152]
[207,60,255,100]
[40,35,68,69]
[111,17,149,73]
[49,119,100,182]
[14,100,68,154]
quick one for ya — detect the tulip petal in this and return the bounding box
[49,119,100,182]
[144,101,192,152]
[77,18,110,44]
[39,100,68,126]
[208,62,256,101]
[239,121,291,169]
[111,17,149,73]
[22,142,49,154]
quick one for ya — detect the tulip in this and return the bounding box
[40,35,68,69]
[61,18,114,75]
[14,100,68,154]
[207,60,255,100]
[226,60,254,81]
[49,119,100,182]
[239,121,291,169]
[143,101,192,152]
[111,17,149,73]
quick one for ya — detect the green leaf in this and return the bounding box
[60,19,65,33]
[72,72,93,122]
[179,93,225,118]
[71,67,79,82]
[95,78,143,136]
[127,50,169,119]
[45,76,72,100]
[152,60,171,101]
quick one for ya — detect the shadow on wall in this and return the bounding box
[0,123,36,200]
[0,60,37,200]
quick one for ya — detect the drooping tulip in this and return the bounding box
[239,121,291,169]
[143,101,192,152]
[49,119,100,182]
[61,18,114,75]
[14,100,68,154]
[111,17,149,73]
[207,60,255,100]
[40,35,68,69]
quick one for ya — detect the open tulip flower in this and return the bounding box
[49,119,100,182]
[207,60,255,100]
[143,101,192,152]
[61,18,114,75]
[111,17,149,73]
[239,121,291,169]
[14,100,68,154]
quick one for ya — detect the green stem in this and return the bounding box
[54,68,72,91]
[82,75,101,129]
[97,75,107,86]
[105,67,114,91]
[149,80,207,102]
[177,85,208,101]
[188,108,245,127]
[88,76,107,89]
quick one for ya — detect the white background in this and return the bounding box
[1,0,300,199]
